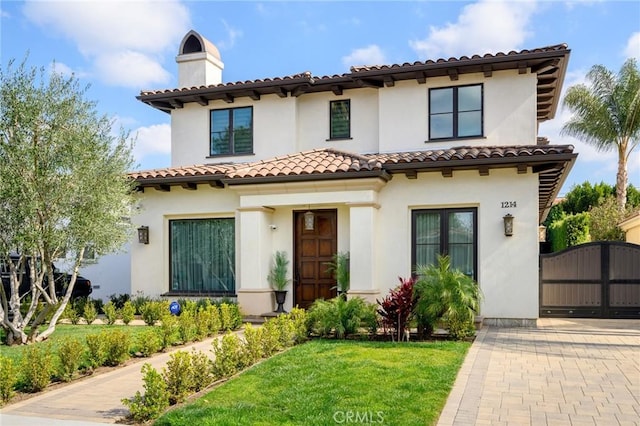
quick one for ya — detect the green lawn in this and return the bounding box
[156,339,470,426]
[0,324,149,363]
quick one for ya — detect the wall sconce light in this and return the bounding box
[503,214,514,237]
[304,209,315,231]
[137,226,149,244]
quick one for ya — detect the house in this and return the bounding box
[130,30,576,326]
[620,211,640,244]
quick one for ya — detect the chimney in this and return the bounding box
[176,30,224,88]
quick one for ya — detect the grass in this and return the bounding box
[156,339,470,426]
[0,324,149,363]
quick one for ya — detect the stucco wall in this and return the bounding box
[169,70,538,167]
[131,169,540,320]
[130,186,239,297]
[376,169,540,320]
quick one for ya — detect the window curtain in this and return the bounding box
[170,218,235,293]
[447,211,474,276]
[413,209,476,278]
[414,212,440,267]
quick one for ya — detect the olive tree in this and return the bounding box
[0,59,136,344]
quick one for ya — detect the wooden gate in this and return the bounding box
[540,242,640,318]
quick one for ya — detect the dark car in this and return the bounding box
[1,255,92,300]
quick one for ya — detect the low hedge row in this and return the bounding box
[122,308,308,423]
[0,301,243,406]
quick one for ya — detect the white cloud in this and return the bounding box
[48,61,89,79]
[217,20,243,50]
[342,45,386,68]
[95,52,171,89]
[132,123,172,165]
[409,0,538,59]
[22,0,190,88]
[624,32,640,61]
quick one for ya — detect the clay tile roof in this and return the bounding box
[226,149,382,180]
[129,163,238,181]
[129,145,575,222]
[138,44,569,122]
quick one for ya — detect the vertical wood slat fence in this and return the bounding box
[540,242,640,318]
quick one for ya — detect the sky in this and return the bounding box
[1,0,639,196]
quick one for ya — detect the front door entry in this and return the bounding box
[294,210,337,309]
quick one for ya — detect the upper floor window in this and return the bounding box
[329,100,350,139]
[210,106,253,156]
[429,84,482,140]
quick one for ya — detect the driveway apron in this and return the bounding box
[438,318,640,426]
[0,331,243,424]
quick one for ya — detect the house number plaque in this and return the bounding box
[501,201,517,208]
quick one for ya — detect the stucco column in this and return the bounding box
[347,202,380,303]
[236,206,274,315]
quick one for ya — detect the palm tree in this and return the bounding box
[561,59,640,212]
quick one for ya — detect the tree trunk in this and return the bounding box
[617,144,628,213]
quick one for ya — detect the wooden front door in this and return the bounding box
[294,210,337,309]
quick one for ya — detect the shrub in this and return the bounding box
[120,300,136,325]
[377,277,416,341]
[158,313,178,350]
[141,300,165,326]
[288,307,309,344]
[177,309,197,343]
[136,329,161,357]
[71,297,88,319]
[190,349,213,392]
[85,333,105,369]
[56,338,84,382]
[103,329,131,366]
[242,323,264,364]
[273,314,295,348]
[122,363,169,423]
[219,303,234,331]
[103,301,118,325]
[20,344,54,392]
[260,318,282,356]
[206,304,221,335]
[414,255,481,341]
[211,332,245,379]
[194,308,210,340]
[91,298,104,316]
[163,351,195,405]
[0,355,17,405]
[109,293,131,310]
[83,301,98,325]
[63,302,80,324]
[307,296,374,339]
[131,291,152,315]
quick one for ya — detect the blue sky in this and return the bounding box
[1,0,639,195]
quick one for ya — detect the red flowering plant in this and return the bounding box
[376,276,416,341]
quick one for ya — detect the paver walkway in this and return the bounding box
[0,331,243,425]
[438,318,640,426]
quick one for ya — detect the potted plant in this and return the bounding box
[326,251,350,299]
[268,251,290,313]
